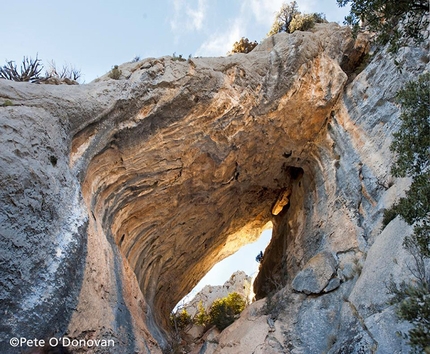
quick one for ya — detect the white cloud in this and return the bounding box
[247,0,347,25]
[193,0,349,58]
[195,18,243,57]
[170,0,207,32]
[194,0,278,57]
[187,0,207,31]
[248,0,285,27]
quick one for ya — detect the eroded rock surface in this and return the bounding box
[0,22,428,353]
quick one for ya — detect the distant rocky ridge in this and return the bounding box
[180,271,252,318]
[172,271,252,352]
[0,22,428,353]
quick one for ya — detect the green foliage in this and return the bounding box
[231,37,258,54]
[382,207,398,228]
[289,13,327,33]
[267,1,326,36]
[108,65,122,80]
[385,73,430,352]
[194,301,211,327]
[391,73,430,179]
[208,292,246,330]
[1,99,13,107]
[385,73,430,257]
[388,279,430,353]
[336,0,430,53]
[268,1,299,36]
[352,53,372,76]
[170,308,192,331]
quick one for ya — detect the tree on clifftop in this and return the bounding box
[337,0,430,53]
[230,37,258,54]
[267,1,326,36]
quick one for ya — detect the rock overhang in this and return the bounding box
[0,22,373,351]
[73,23,368,330]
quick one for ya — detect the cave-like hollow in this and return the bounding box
[77,105,314,341]
[72,28,353,342]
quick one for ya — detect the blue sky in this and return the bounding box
[1,1,350,82]
[176,228,272,308]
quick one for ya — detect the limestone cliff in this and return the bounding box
[0,22,428,353]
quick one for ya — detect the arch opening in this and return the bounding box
[173,226,273,312]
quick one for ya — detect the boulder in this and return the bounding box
[292,251,337,294]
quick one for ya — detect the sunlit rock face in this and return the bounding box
[226,30,429,354]
[4,21,426,353]
[73,23,367,343]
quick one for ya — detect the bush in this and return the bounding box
[388,278,430,353]
[387,73,430,257]
[108,65,122,80]
[289,13,326,33]
[1,99,13,107]
[268,1,300,36]
[0,55,82,84]
[194,301,211,327]
[208,292,246,330]
[268,2,326,35]
[382,208,398,228]
[170,308,192,331]
[45,60,81,82]
[172,53,186,62]
[230,37,258,54]
[0,55,43,83]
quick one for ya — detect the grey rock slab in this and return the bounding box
[292,251,337,294]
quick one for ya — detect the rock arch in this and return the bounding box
[1,23,382,353]
[72,23,368,343]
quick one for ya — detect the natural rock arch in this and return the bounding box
[71,23,368,341]
[9,22,424,353]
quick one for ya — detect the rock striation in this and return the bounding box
[0,22,428,353]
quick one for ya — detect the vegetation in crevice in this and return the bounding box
[1,99,14,107]
[108,65,122,80]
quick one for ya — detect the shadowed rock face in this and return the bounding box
[6,21,426,353]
